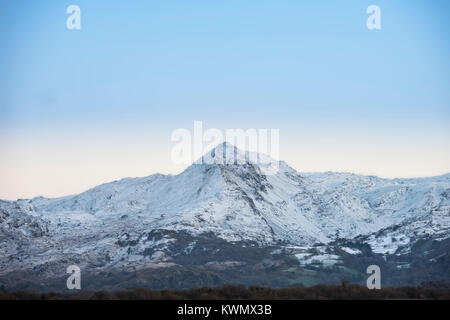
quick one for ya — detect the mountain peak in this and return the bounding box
[195,142,279,172]
[211,142,241,161]
[193,142,245,165]
[211,141,239,154]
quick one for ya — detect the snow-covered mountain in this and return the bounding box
[1,143,449,289]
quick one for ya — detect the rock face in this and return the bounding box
[0,143,449,290]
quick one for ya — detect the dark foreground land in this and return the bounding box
[1,282,449,300]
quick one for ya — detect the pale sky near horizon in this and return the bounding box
[1,0,449,200]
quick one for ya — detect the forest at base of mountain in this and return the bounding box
[1,282,449,300]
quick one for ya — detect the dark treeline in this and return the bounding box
[1,282,449,300]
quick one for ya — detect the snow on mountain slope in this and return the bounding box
[0,143,449,276]
[363,203,450,255]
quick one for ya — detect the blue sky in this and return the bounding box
[0,0,449,199]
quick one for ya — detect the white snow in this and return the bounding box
[341,247,362,255]
[296,253,341,267]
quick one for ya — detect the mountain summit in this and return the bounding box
[195,142,279,173]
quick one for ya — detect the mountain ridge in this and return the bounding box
[1,143,449,289]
